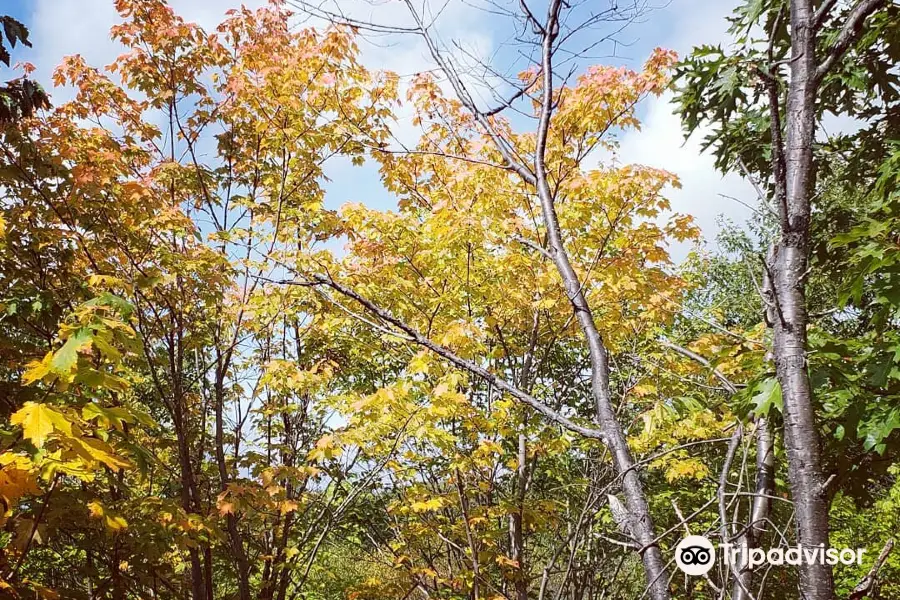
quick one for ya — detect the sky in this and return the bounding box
[2,0,756,258]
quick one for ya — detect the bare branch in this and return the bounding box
[815,0,888,82]
[850,538,895,599]
[512,233,554,262]
[401,0,537,185]
[736,157,779,216]
[813,0,839,29]
[718,425,744,592]
[659,340,741,394]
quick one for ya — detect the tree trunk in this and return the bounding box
[732,417,774,600]
[532,5,667,597]
[173,404,206,600]
[771,2,834,597]
[214,373,253,600]
[509,432,528,600]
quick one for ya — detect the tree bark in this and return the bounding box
[732,418,774,600]
[771,2,833,597]
[531,3,668,597]
[172,397,206,600]
[764,2,890,596]
[214,371,253,600]
[509,432,528,600]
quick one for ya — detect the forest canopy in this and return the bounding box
[0,0,898,599]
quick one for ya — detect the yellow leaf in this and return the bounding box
[88,500,128,532]
[87,274,125,289]
[0,461,40,508]
[23,580,59,600]
[496,555,520,568]
[68,437,131,471]
[308,433,342,463]
[408,351,430,375]
[21,353,53,386]
[410,497,443,513]
[10,403,73,448]
[217,491,235,515]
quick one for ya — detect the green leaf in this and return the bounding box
[83,293,134,319]
[1,16,31,49]
[751,377,782,417]
[82,403,134,431]
[51,328,93,375]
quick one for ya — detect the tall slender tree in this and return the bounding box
[677,1,897,597]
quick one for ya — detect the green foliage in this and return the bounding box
[0,16,49,123]
[674,0,900,179]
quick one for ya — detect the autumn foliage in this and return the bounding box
[0,1,898,599]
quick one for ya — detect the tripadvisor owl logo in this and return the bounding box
[675,535,716,576]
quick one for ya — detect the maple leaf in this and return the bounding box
[496,555,520,569]
[50,329,93,374]
[67,437,132,471]
[10,403,73,448]
[217,490,235,515]
[82,403,134,431]
[410,497,444,513]
[0,459,40,509]
[88,500,128,531]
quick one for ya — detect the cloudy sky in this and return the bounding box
[2,0,755,257]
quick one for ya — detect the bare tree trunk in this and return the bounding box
[214,371,253,600]
[531,4,667,597]
[764,2,887,597]
[784,0,834,585]
[509,432,528,600]
[771,2,833,597]
[172,401,206,600]
[732,418,774,600]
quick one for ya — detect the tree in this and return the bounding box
[282,1,700,597]
[2,1,898,598]
[676,1,897,597]
[1,1,396,597]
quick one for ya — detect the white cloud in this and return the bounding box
[612,0,758,258]
[29,0,120,99]
[616,91,755,260]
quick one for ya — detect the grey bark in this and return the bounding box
[213,370,253,600]
[509,433,529,600]
[767,2,887,598]
[732,417,774,600]
[518,3,669,597]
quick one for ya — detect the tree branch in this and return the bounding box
[850,538,894,599]
[277,274,607,442]
[659,340,742,394]
[815,0,887,82]
[813,0,839,30]
[400,0,537,185]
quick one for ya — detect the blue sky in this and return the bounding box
[2,0,755,256]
